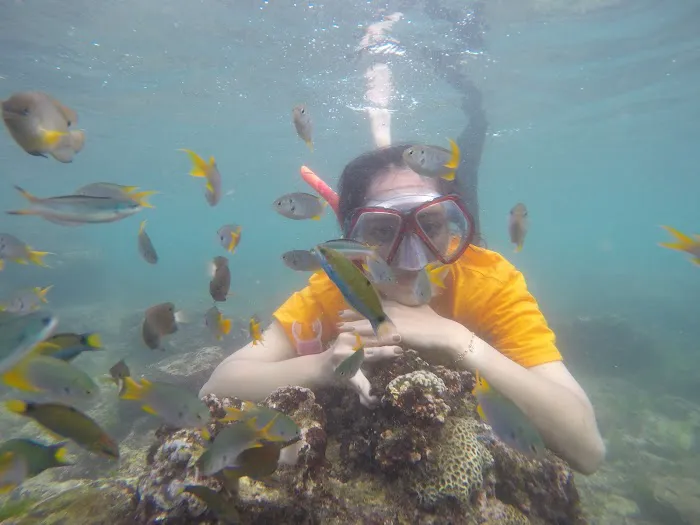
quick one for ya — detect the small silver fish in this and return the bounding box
[209,256,231,302]
[509,203,528,253]
[0,233,52,271]
[1,286,53,314]
[217,224,242,253]
[334,336,365,379]
[7,186,141,225]
[137,220,158,264]
[402,139,461,181]
[0,310,58,375]
[272,192,325,221]
[180,149,222,207]
[292,104,313,152]
[281,250,321,271]
[1,91,85,163]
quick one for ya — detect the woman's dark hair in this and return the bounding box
[337,144,459,231]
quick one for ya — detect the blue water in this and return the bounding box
[1,0,699,522]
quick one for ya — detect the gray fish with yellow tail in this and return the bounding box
[508,203,528,253]
[137,220,158,264]
[40,332,102,362]
[1,91,85,163]
[292,104,313,152]
[75,183,158,209]
[217,224,242,253]
[0,438,71,478]
[281,249,321,271]
[180,149,222,206]
[5,400,119,459]
[402,139,461,181]
[0,233,52,271]
[0,285,53,314]
[272,192,325,221]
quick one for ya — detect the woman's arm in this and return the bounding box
[450,326,605,474]
[199,321,332,400]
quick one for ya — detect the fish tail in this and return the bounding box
[375,318,397,343]
[28,249,52,268]
[693,257,700,266]
[50,442,72,465]
[2,363,40,392]
[68,129,86,153]
[227,235,237,253]
[119,377,144,401]
[205,181,214,193]
[310,214,321,221]
[179,148,208,178]
[122,186,140,194]
[514,243,523,253]
[306,140,314,153]
[659,225,694,251]
[35,285,53,303]
[13,186,41,204]
[139,220,147,234]
[443,138,461,169]
[129,190,158,209]
[426,263,448,289]
[40,128,69,148]
[85,333,102,349]
[441,171,456,181]
[221,317,232,335]
[4,400,28,415]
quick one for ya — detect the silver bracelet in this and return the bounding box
[455,332,476,367]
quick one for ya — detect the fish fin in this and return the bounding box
[119,377,144,400]
[139,220,147,234]
[141,404,158,416]
[49,146,76,163]
[4,400,28,415]
[28,249,52,268]
[306,140,314,153]
[51,443,72,465]
[198,427,211,442]
[29,341,61,357]
[122,186,140,193]
[179,149,208,178]
[2,365,40,392]
[659,225,695,250]
[174,310,188,324]
[140,378,153,387]
[441,171,456,181]
[129,190,158,208]
[0,484,17,495]
[227,234,237,253]
[221,318,232,335]
[40,129,69,149]
[14,258,28,265]
[35,285,53,302]
[85,333,102,349]
[68,130,85,153]
[310,214,321,220]
[693,258,700,265]
[514,244,523,253]
[0,260,3,271]
[13,186,41,204]
[476,403,487,422]
[443,138,461,169]
[220,408,245,423]
[375,319,397,342]
[352,333,363,352]
[205,181,214,193]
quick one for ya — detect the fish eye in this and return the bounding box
[42,317,52,326]
[21,108,30,115]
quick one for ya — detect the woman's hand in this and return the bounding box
[338,301,472,367]
[321,331,403,407]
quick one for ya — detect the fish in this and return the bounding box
[137,220,158,264]
[272,192,326,221]
[292,104,313,152]
[248,315,263,346]
[7,186,141,225]
[181,485,241,523]
[314,245,395,340]
[196,420,264,476]
[508,203,528,253]
[0,310,58,375]
[426,262,450,290]
[472,374,545,459]
[221,402,301,445]
[334,334,365,379]
[281,249,321,271]
[363,255,396,284]
[2,355,99,402]
[108,359,130,396]
[221,444,281,482]
[142,302,185,350]
[205,306,232,341]
[0,233,52,271]
[0,451,28,495]
[217,224,242,254]
[209,256,231,302]
[0,286,53,314]
[5,400,119,459]
[402,139,461,181]
[320,239,394,284]
[40,332,103,362]
[1,91,85,163]
[0,438,71,478]
[120,377,211,433]
[658,225,700,265]
[75,183,157,208]
[180,149,222,206]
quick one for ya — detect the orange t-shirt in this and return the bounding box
[272,245,562,369]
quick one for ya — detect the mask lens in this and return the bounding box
[349,210,402,259]
[415,199,470,262]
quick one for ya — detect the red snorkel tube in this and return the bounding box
[300,165,340,222]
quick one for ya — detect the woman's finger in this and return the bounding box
[338,309,363,322]
[362,345,403,362]
[336,320,374,336]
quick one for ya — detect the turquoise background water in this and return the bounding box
[1,1,699,521]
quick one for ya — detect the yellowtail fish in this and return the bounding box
[281,249,321,272]
[205,306,232,341]
[509,203,528,253]
[292,104,313,152]
[180,485,241,523]
[272,192,326,221]
[180,149,222,207]
[1,91,85,163]
[473,373,545,458]
[0,451,28,494]
[40,332,102,362]
[221,402,301,445]
[0,285,53,314]
[137,220,158,264]
[209,256,231,302]
[402,263,449,306]
[5,400,119,459]
[0,310,57,375]
[402,139,461,181]
[248,315,263,346]
[659,225,700,265]
[120,377,211,434]
[2,355,99,402]
[320,239,395,284]
[314,245,396,340]
[75,183,157,209]
[0,438,71,478]
[197,420,263,476]
[221,444,281,482]
[7,186,141,225]
[334,333,365,379]
[217,224,242,253]
[0,233,52,271]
